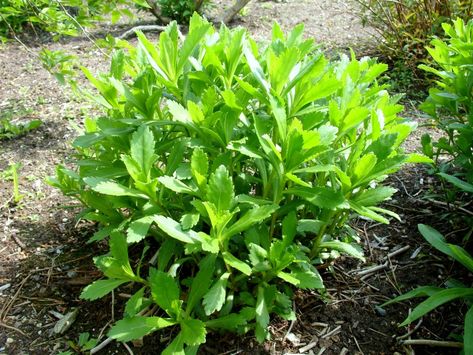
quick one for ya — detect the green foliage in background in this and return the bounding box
[48,14,427,350]
[0,0,135,40]
[356,0,472,93]
[383,224,473,355]
[420,18,473,192]
[157,0,207,23]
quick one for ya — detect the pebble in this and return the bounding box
[375,305,387,316]
[6,338,14,344]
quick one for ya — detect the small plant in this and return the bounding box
[420,18,473,189]
[383,224,473,354]
[49,14,427,350]
[0,104,41,140]
[1,162,23,205]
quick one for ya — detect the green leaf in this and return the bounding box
[222,252,252,276]
[180,318,206,346]
[349,201,389,224]
[162,332,185,355]
[352,153,377,182]
[255,286,270,343]
[110,231,130,265]
[158,176,197,195]
[206,165,234,212]
[108,316,175,342]
[191,148,208,191]
[382,286,443,307]
[203,273,229,315]
[319,241,365,261]
[149,268,180,314]
[80,279,127,300]
[127,216,154,243]
[186,254,216,313]
[154,215,201,244]
[418,224,473,273]
[353,187,397,207]
[84,177,148,199]
[205,313,247,330]
[279,269,324,289]
[464,306,473,355]
[438,173,473,193]
[125,287,151,317]
[130,126,156,178]
[286,186,348,210]
[224,205,278,239]
[400,288,473,326]
[180,213,200,230]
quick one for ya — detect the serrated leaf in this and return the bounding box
[80,279,127,300]
[125,287,152,317]
[180,213,200,230]
[203,273,229,315]
[130,126,156,178]
[108,316,175,342]
[149,268,180,314]
[127,216,154,243]
[180,318,206,346]
[207,165,234,212]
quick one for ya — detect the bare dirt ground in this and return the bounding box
[1,1,471,354]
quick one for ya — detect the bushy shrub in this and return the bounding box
[158,0,208,23]
[420,18,473,190]
[49,14,427,350]
[356,0,472,92]
[0,0,132,39]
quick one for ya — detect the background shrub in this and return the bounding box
[420,18,473,190]
[356,0,472,93]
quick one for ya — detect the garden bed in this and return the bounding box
[0,1,471,354]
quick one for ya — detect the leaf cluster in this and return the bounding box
[420,18,473,192]
[49,14,426,350]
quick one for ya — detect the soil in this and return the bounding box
[1,1,472,354]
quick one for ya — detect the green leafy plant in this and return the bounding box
[383,224,473,354]
[355,0,472,93]
[420,18,473,190]
[0,0,136,40]
[0,117,41,140]
[157,0,208,23]
[0,104,41,139]
[49,14,428,350]
[1,162,23,205]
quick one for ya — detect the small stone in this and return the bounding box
[375,305,387,316]
[6,338,14,344]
